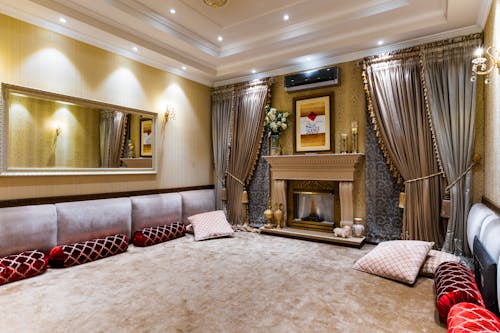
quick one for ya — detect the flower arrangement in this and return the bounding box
[264,105,289,135]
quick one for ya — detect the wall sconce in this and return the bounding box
[471,46,500,84]
[164,105,176,123]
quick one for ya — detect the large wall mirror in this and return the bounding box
[0,83,157,175]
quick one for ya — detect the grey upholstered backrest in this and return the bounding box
[130,193,182,232]
[0,204,57,257]
[180,189,216,225]
[56,197,132,245]
[467,203,497,254]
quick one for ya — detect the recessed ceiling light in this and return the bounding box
[306,57,312,61]
[59,17,67,24]
[170,8,176,14]
[132,46,138,52]
[251,69,257,74]
[217,36,223,42]
[283,14,289,21]
[377,40,384,45]
[182,66,187,70]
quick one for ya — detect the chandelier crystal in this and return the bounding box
[203,0,227,8]
[471,46,500,84]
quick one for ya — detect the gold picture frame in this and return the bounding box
[294,94,333,153]
[140,118,153,157]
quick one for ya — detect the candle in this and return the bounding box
[351,121,359,153]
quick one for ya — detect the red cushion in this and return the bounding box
[0,250,48,285]
[49,234,129,268]
[448,302,500,332]
[434,262,485,323]
[132,222,186,247]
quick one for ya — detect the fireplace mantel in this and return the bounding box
[263,154,363,181]
[263,153,364,228]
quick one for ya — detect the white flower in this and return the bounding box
[268,113,276,121]
[283,112,289,118]
[270,123,278,132]
[281,123,287,130]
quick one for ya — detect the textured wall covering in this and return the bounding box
[483,0,500,207]
[0,14,212,200]
[248,129,271,226]
[365,112,403,242]
[8,94,100,168]
[269,61,367,219]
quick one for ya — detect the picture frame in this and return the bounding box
[294,94,333,153]
[140,118,153,157]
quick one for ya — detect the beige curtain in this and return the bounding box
[211,87,233,210]
[99,110,127,168]
[422,36,481,255]
[364,53,444,246]
[226,80,270,226]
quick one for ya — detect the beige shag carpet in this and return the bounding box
[0,233,445,333]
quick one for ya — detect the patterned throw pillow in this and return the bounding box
[352,240,434,285]
[434,261,485,323]
[132,222,186,247]
[188,210,234,241]
[420,250,460,277]
[447,302,500,332]
[49,234,129,268]
[0,250,48,285]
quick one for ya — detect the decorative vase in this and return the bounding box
[274,203,283,229]
[270,134,281,156]
[352,217,365,237]
[263,204,274,229]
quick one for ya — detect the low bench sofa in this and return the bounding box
[0,189,215,282]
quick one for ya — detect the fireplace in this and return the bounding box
[289,191,334,232]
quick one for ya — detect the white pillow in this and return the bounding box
[352,240,434,285]
[188,210,234,241]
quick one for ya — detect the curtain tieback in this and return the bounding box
[226,171,245,186]
[404,171,443,184]
[445,163,476,192]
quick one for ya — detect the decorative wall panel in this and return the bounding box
[248,129,270,226]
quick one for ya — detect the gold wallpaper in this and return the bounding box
[483,0,500,207]
[0,14,212,200]
[270,61,367,218]
[8,94,100,168]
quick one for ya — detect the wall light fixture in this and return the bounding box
[471,46,500,84]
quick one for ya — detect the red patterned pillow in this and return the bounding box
[132,222,186,247]
[448,302,500,332]
[49,234,129,268]
[434,261,485,323]
[0,250,48,285]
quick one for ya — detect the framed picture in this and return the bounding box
[294,94,333,153]
[140,118,153,157]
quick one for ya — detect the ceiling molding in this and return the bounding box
[477,0,493,28]
[213,24,483,87]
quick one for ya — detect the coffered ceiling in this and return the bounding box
[0,0,491,86]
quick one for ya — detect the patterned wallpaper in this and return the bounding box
[268,61,367,219]
[483,0,500,207]
[8,94,100,168]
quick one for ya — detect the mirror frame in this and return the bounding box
[0,83,158,176]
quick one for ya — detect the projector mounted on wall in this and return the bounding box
[284,67,340,92]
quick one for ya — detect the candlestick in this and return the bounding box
[340,133,348,153]
[351,121,359,153]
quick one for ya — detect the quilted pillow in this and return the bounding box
[434,261,485,323]
[132,222,186,247]
[448,302,500,332]
[0,250,48,285]
[420,249,460,277]
[188,210,234,241]
[352,240,433,285]
[49,234,129,268]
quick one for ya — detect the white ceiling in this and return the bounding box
[0,0,492,86]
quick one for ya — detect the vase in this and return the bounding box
[352,217,365,237]
[270,134,281,156]
[274,204,283,229]
[263,205,274,229]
